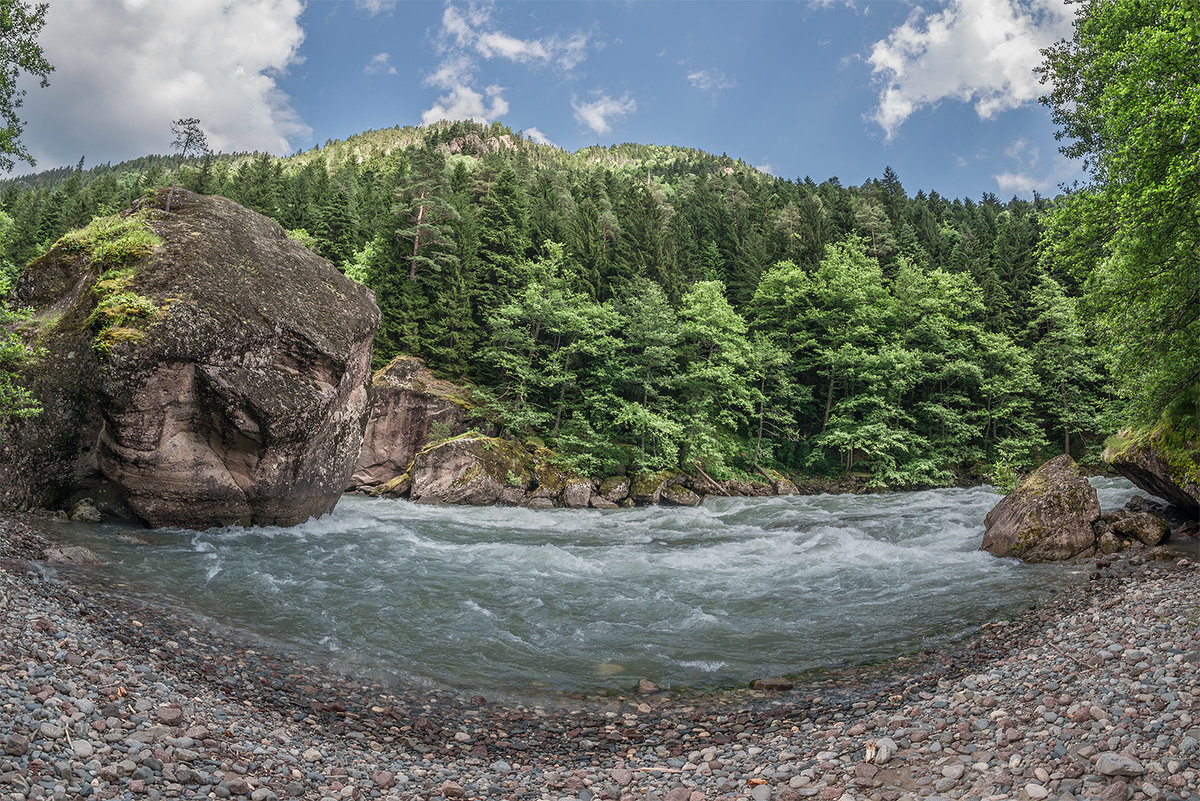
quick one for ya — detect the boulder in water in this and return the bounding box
[981,455,1101,562]
[0,189,379,528]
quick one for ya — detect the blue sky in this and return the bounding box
[20,0,1083,200]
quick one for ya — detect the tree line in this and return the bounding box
[1,119,1113,487]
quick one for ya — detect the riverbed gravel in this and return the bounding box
[2,515,1197,801]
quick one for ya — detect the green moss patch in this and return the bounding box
[56,212,162,269]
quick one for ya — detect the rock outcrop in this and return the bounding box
[0,189,379,528]
[350,355,471,489]
[1104,427,1200,515]
[981,455,1102,562]
[408,436,532,506]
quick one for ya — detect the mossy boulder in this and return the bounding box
[629,470,675,505]
[598,475,630,503]
[1103,426,1200,515]
[980,454,1102,562]
[409,435,533,505]
[0,189,379,528]
[351,355,472,489]
[661,484,701,507]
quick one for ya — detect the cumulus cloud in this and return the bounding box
[687,69,736,93]
[422,84,510,126]
[364,53,398,76]
[572,93,636,135]
[992,136,1078,195]
[524,127,556,147]
[867,0,1074,139]
[16,0,307,171]
[422,1,591,125]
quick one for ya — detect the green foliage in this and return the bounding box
[285,227,321,251]
[0,0,53,172]
[57,212,162,268]
[1039,0,1200,432]
[0,279,40,427]
[0,118,1117,486]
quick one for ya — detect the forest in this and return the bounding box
[0,119,1115,489]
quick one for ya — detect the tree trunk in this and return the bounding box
[409,191,427,279]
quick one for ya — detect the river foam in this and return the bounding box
[48,477,1147,693]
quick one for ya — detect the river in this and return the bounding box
[44,477,1145,694]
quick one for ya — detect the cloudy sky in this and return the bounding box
[16,0,1082,199]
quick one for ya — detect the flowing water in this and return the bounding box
[45,477,1146,694]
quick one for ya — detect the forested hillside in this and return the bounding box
[0,120,1112,487]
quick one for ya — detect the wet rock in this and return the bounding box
[660,484,701,507]
[751,677,794,691]
[590,495,619,509]
[1097,508,1171,546]
[1104,427,1200,515]
[981,454,1101,561]
[599,475,630,503]
[629,471,674,505]
[42,545,102,565]
[409,436,532,505]
[562,478,593,509]
[638,678,660,693]
[69,498,103,523]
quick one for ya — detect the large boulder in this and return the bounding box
[409,436,532,505]
[350,355,471,489]
[0,189,379,528]
[1104,427,1200,515]
[980,455,1102,562]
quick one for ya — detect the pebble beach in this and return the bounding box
[1,516,1197,801]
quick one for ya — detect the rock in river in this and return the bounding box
[0,188,379,528]
[980,454,1101,561]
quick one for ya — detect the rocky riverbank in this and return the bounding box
[2,515,1197,801]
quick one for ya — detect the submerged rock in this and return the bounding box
[350,355,471,490]
[980,454,1101,562]
[0,189,379,528]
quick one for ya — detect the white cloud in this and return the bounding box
[572,93,636,136]
[476,31,550,63]
[992,136,1078,195]
[364,53,398,76]
[867,0,1074,139]
[687,69,736,93]
[524,127,556,147]
[421,1,591,125]
[422,84,509,126]
[17,0,307,170]
[356,0,397,14]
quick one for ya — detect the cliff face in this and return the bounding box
[350,355,471,490]
[0,189,380,528]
